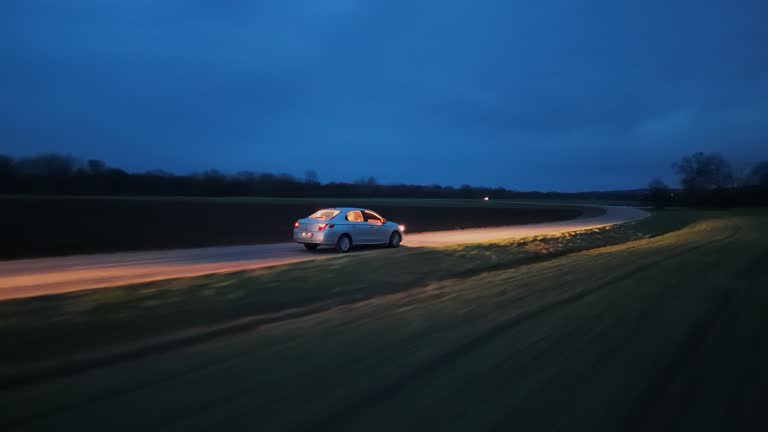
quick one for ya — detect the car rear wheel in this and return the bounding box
[304,243,319,251]
[336,235,352,253]
[388,232,401,248]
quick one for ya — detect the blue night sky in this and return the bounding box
[2,0,767,191]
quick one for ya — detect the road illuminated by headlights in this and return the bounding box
[0,206,648,300]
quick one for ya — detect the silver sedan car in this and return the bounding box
[293,207,405,252]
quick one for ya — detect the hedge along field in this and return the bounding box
[0,196,601,259]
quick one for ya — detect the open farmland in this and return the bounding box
[2,209,767,430]
[0,196,599,259]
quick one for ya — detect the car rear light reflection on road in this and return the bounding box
[318,224,335,231]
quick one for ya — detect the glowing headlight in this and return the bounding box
[398,224,406,232]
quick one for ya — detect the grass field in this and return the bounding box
[0,208,685,371]
[4,209,767,430]
[0,196,599,259]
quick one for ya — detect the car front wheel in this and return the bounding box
[388,232,401,248]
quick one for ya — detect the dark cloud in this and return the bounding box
[2,0,767,190]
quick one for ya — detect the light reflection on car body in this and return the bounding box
[293,207,404,252]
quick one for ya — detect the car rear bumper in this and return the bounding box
[293,230,337,245]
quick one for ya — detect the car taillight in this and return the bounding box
[294,221,299,229]
[318,224,334,231]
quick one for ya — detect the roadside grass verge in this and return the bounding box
[0,209,705,371]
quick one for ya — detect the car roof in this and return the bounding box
[330,207,366,212]
[314,207,382,214]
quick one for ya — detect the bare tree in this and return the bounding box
[201,169,226,181]
[14,154,77,176]
[355,176,377,186]
[674,152,734,192]
[144,169,174,177]
[648,178,670,208]
[87,159,107,175]
[304,170,319,184]
[0,154,13,176]
[746,161,768,186]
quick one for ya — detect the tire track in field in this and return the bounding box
[0,225,643,392]
[0,221,709,430]
[0,252,590,430]
[486,221,747,431]
[162,221,736,431]
[619,227,765,432]
[301,223,741,431]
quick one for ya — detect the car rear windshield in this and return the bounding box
[308,209,341,220]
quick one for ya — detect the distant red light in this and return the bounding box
[294,221,299,229]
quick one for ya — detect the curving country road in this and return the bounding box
[0,205,648,300]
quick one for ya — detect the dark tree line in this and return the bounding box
[1,152,766,205]
[0,153,600,200]
[648,152,768,208]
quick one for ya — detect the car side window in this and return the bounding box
[346,211,364,222]
[363,211,383,224]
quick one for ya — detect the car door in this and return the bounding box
[344,210,367,243]
[362,210,389,243]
